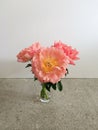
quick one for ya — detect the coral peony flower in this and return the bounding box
[32,47,69,84]
[17,42,41,62]
[53,41,79,65]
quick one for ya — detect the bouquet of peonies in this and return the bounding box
[17,41,79,102]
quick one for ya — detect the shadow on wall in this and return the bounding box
[0,60,33,78]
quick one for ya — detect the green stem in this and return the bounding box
[40,83,48,100]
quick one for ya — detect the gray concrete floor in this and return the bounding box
[0,78,98,130]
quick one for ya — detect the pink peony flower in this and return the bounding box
[17,42,41,62]
[32,47,69,84]
[53,41,79,65]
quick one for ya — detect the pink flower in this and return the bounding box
[17,42,41,62]
[53,41,79,65]
[32,47,69,84]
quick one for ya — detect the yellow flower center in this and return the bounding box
[42,58,58,73]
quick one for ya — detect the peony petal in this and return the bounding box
[32,47,69,84]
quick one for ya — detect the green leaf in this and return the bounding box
[45,82,57,91]
[57,81,63,91]
[25,64,31,68]
[45,82,52,92]
[46,85,51,92]
[65,68,69,76]
[52,83,56,90]
[66,68,69,74]
[34,77,37,81]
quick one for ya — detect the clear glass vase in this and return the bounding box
[40,83,50,103]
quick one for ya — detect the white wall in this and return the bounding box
[0,0,98,78]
